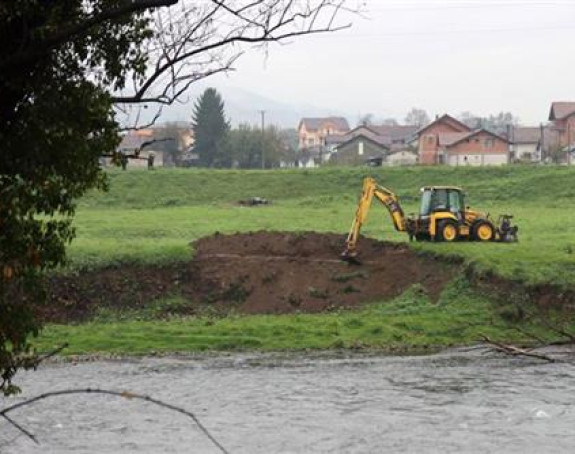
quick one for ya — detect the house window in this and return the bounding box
[358,141,364,155]
[426,135,434,144]
[307,137,314,146]
[484,138,494,148]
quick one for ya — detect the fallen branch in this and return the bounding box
[479,335,558,363]
[0,388,230,453]
[33,343,69,366]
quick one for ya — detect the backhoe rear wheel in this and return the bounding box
[437,220,459,242]
[472,220,495,242]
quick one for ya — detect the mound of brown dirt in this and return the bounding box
[44,232,457,323]
[192,232,455,314]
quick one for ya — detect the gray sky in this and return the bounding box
[163,0,575,127]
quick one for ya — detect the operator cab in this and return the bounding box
[419,186,465,219]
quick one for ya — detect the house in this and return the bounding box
[508,124,567,163]
[440,129,509,166]
[416,114,471,164]
[547,102,575,164]
[298,117,350,149]
[297,117,350,166]
[416,114,510,165]
[111,123,197,168]
[510,126,542,163]
[369,125,419,151]
[114,130,164,168]
[329,133,390,166]
[327,124,417,166]
[548,102,575,148]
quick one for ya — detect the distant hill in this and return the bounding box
[131,84,349,129]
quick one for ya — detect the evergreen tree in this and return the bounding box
[192,88,230,167]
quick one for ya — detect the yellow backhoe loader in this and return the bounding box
[342,177,518,261]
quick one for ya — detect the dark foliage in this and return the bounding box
[0,0,351,394]
[0,0,154,395]
[192,88,230,167]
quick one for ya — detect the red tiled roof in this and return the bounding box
[549,102,575,120]
[330,126,394,147]
[417,114,471,136]
[442,128,509,148]
[337,133,391,150]
[329,124,415,152]
[438,132,473,146]
[369,125,419,140]
[513,127,541,144]
[299,117,350,132]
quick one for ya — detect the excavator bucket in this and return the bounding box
[340,248,362,265]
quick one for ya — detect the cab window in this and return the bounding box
[448,190,462,213]
[432,190,448,211]
[420,190,432,216]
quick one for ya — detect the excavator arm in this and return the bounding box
[342,177,407,262]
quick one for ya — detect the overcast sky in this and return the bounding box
[162,0,575,127]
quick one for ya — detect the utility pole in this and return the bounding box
[567,121,572,165]
[540,123,545,163]
[259,110,266,169]
[506,123,513,164]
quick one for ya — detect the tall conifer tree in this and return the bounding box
[192,88,230,167]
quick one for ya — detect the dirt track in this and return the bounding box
[44,232,457,323]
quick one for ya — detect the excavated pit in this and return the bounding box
[44,232,458,323]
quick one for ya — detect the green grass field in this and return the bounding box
[36,165,575,356]
[69,165,575,286]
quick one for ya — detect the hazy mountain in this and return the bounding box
[133,84,349,129]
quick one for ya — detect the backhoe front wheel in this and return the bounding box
[472,221,495,242]
[436,220,459,242]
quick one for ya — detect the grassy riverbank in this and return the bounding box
[35,166,575,355]
[37,279,569,355]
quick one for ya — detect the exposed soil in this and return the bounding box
[43,231,458,323]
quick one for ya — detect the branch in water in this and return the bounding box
[0,388,230,453]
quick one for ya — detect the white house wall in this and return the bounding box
[514,143,540,162]
[447,153,507,166]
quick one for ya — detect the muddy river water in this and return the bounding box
[2,349,575,453]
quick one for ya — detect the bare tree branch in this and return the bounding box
[111,0,354,108]
[0,388,230,453]
[1,413,38,445]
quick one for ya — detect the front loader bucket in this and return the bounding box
[496,215,519,242]
[499,227,519,242]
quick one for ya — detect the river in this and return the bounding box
[1,348,575,453]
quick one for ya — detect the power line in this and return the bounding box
[313,24,575,39]
[368,0,575,10]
